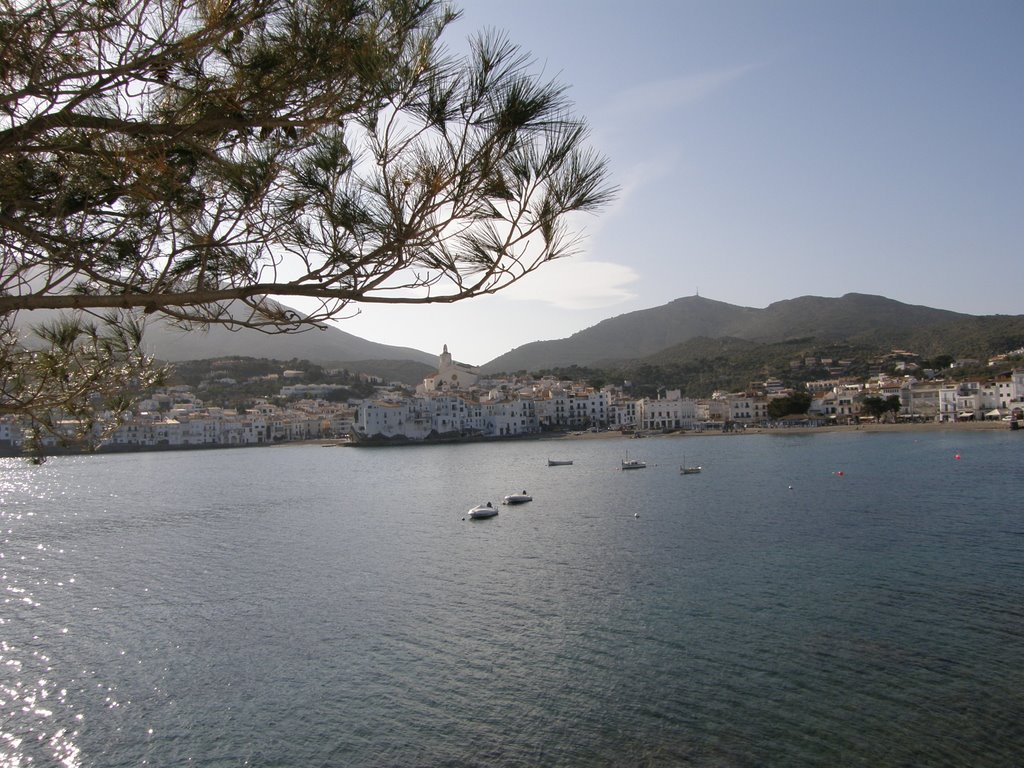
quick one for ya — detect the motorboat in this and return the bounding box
[621,457,647,470]
[467,502,498,519]
[503,491,533,505]
[547,459,573,466]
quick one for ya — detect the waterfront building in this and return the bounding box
[817,385,862,423]
[0,417,20,450]
[639,390,698,430]
[726,393,769,425]
[355,400,420,439]
[535,386,609,430]
[899,380,928,419]
[936,385,960,422]
[698,398,729,425]
[610,398,640,430]
[482,397,540,436]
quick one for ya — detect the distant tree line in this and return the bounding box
[533,345,1020,402]
[166,357,377,408]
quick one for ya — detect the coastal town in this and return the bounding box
[2,343,1022,456]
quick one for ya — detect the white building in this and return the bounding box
[421,345,480,392]
[535,388,609,429]
[610,398,641,430]
[726,394,769,425]
[355,400,421,438]
[355,391,540,440]
[817,385,862,423]
[901,381,943,421]
[639,390,698,430]
[483,398,539,436]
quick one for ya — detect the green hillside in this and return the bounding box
[483,293,1021,376]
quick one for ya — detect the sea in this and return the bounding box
[2,429,1022,767]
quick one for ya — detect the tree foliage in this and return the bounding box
[766,392,811,419]
[0,311,165,457]
[859,394,901,421]
[0,0,612,440]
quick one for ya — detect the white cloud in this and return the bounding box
[613,154,682,214]
[606,63,761,119]
[499,258,639,310]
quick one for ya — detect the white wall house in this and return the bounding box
[697,399,729,424]
[610,398,640,429]
[818,387,861,423]
[0,417,20,448]
[535,388,608,429]
[902,381,942,420]
[356,401,423,439]
[726,394,769,425]
[483,398,540,436]
[639,391,698,430]
[423,394,485,435]
[937,386,959,422]
[356,394,493,439]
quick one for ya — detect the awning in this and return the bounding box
[986,409,1003,417]
[958,411,975,418]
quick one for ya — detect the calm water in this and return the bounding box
[2,430,1022,766]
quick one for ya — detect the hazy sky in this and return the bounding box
[336,0,1023,365]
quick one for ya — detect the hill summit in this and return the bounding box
[481,293,990,372]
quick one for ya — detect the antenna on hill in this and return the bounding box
[696,287,700,297]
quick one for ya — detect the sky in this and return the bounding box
[335,0,1023,366]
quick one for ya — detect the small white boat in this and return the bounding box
[547,459,573,466]
[503,491,533,505]
[467,502,498,519]
[621,457,647,470]
[680,456,702,474]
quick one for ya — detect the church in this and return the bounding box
[419,345,480,393]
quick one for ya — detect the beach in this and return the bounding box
[560,419,1012,440]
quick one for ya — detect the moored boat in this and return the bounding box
[503,491,533,504]
[621,457,646,470]
[467,502,498,519]
[547,459,573,466]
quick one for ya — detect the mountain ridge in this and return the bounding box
[16,293,1019,376]
[480,293,1007,373]
[143,316,438,367]
[12,306,438,367]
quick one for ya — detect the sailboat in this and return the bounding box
[680,456,702,474]
[621,452,646,470]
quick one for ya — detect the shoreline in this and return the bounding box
[332,419,1014,448]
[554,420,1011,441]
[3,420,1010,458]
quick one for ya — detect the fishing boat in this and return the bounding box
[680,456,702,474]
[621,456,647,470]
